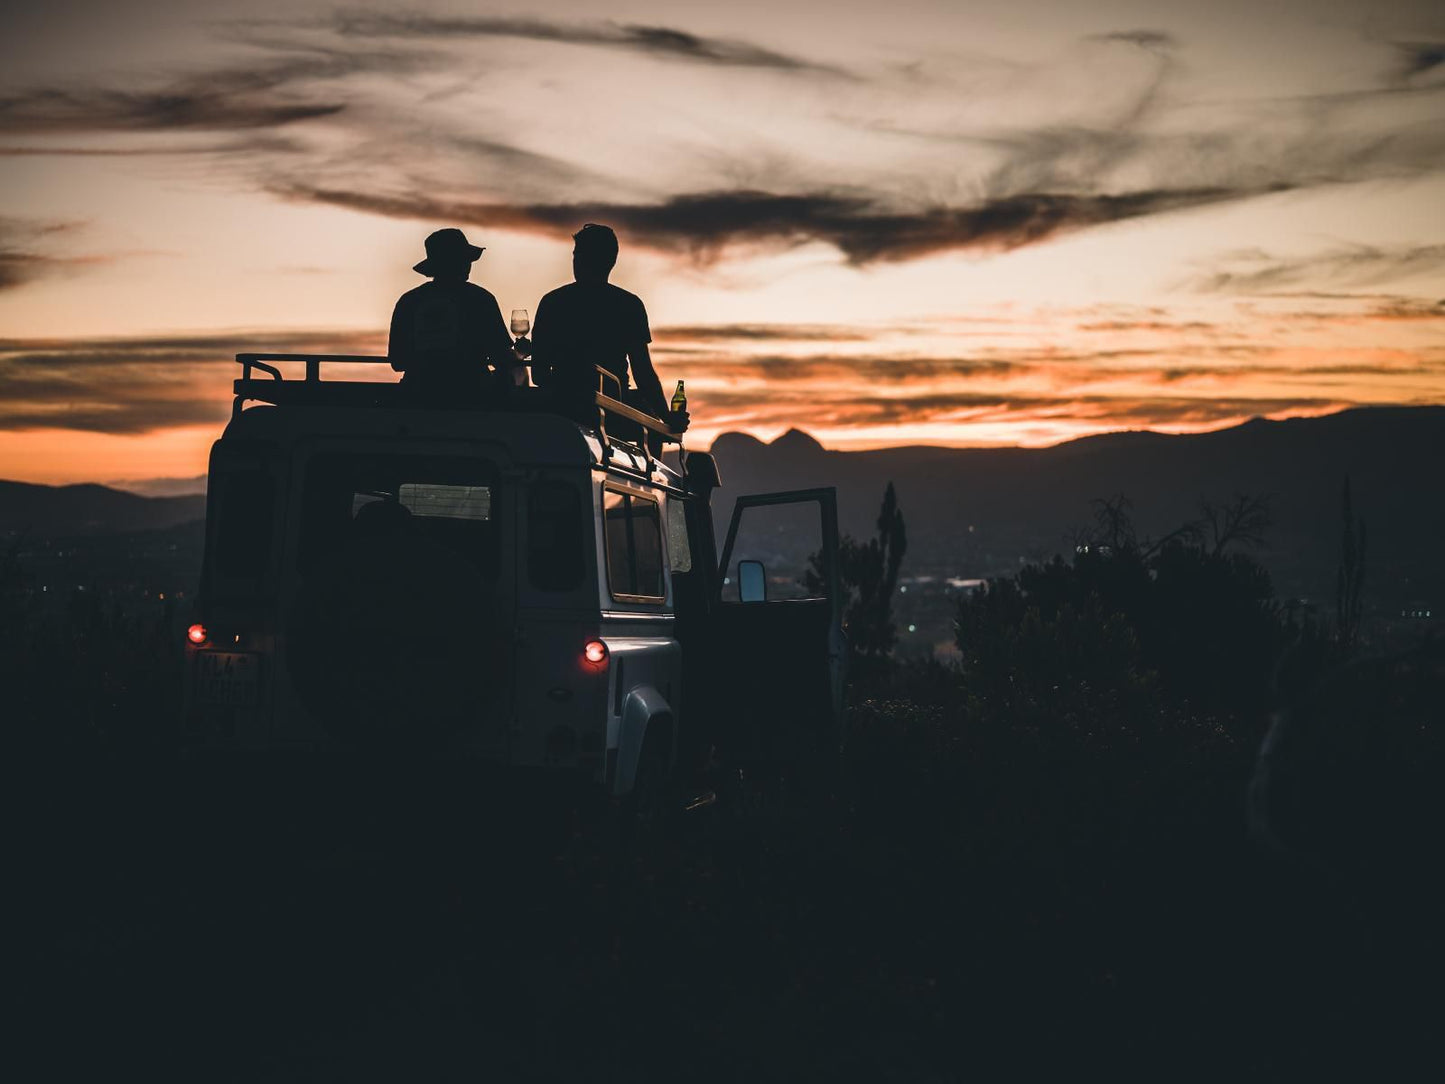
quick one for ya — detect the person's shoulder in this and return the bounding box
[462,281,500,304]
[394,281,432,304]
[606,284,647,318]
[539,282,578,303]
[606,283,643,305]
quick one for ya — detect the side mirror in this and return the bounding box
[738,560,767,603]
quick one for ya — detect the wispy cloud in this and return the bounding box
[0,329,382,432]
[0,135,305,157]
[1088,30,1177,52]
[657,323,879,343]
[0,217,94,291]
[692,384,1349,431]
[0,83,339,135]
[1195,244,1445,293]
[0,38,429,135]
[324,11,850,76]
[4,13,1439,277]
[689,353,1029,384]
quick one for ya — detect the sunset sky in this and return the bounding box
[1,0,1442,484]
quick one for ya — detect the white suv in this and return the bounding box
[183,353,845,801]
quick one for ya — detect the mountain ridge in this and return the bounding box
[0,479,206,536]
[705,405,1445,605]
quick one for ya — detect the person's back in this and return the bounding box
[532,279,648,397]
[531,223,688,435]
[389,228,514,399]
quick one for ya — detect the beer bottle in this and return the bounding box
[670,379,687,413]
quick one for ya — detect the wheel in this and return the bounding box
[620,727,677,845]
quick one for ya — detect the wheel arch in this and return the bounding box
[614,684,674,795]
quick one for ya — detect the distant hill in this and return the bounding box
[109,474,208,498]
[0,480,205,536]
[706,406,1445,605]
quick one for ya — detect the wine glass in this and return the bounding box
[510,309,530,336]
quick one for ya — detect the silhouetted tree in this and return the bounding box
[1198,493,1273,556]
[1335,475,1367,654]
[1089,493,1140,553]
[959,493,1287,717]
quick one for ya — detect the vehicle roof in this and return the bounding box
[223,353,687,491]
[223,401,684,490]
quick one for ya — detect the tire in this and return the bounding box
[621,726,676,843]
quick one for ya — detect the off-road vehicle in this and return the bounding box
[183,354,844,802]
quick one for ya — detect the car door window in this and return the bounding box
[604,488,665,601]
[719,497,830,603]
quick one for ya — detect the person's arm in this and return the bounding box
[629,343,689,433]
[387,297,409,373]
[627,298,689,432]
[529,295,554,387]
[480,292,518,377]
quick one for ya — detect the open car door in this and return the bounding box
[707,488,844,772]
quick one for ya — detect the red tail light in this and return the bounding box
[187,623,208,645]
[583,639,609,667]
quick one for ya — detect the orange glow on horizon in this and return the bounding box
[0,426,218,487]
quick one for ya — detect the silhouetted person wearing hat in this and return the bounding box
[531,224,689,433]
[389,228,517,400]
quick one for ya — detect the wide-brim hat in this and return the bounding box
[413,227,484,275]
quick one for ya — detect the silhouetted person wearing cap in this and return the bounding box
[531,224,690,433]
[389,228,517,400]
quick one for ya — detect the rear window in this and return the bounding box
[603,488,665,601]
[300,454,500,576]
[213,469,274,578]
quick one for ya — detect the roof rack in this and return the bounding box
[233,353,684,471]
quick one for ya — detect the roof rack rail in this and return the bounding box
[232,353,684,465]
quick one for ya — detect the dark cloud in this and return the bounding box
[1195,244,1445,293]
[0,329,382,432]
[1090,30,1178,51]
[699,354,1027,383]
[326,11,848,75]
[1363,299,1445,321]
[692,384,1348,430]
[671,341,1409,393]
[1154,359,1439,383]
[274,183,1277,265]
[0,218,88,291]
[0,84,341,134]
[1394,41,1445,81]
[0,135,306,156]
[1076,319,1218,332]
[0,41,426,135]
[0,250,56,291]
[658,324,877,342]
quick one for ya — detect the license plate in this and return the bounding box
[195,651,261,707]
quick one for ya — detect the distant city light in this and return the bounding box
[908,624,916,633]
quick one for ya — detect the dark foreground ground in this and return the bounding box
[20,714,1443,1083]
